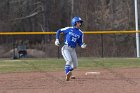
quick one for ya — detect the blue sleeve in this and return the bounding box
[56,27,70,39]
[56,29,62,39]
[77,33,84,46]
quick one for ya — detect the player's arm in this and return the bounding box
[55,27,69,46]
[55,29,62,46]
[78,33,87,48]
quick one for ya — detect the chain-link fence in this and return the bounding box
[0,32,137,59]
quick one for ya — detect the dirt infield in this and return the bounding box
[0,68,140,93]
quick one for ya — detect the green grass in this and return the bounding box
[0,57,140,73]
[79,57,140,69]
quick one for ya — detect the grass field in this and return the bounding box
[0,57,140,73]
[0,57,140,93]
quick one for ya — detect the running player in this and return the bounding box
[55,16,87,81]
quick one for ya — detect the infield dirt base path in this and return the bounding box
[0,68,140,93]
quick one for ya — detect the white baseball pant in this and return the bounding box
[61,45,78,69]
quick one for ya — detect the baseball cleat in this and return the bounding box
[71,76,76,79]
[66,71,72,81]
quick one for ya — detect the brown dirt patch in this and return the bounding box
[0,68,140,93]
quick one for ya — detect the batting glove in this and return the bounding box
[55,39,60,46]
[81,43,87,48]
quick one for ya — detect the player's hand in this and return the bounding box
[55,39,60,46]
[81,43,87,48]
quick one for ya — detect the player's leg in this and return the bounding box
[71,49,78,69]
[70,49,78,79]
[69,61,75,79]
[61,46,73,81]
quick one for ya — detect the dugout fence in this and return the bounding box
[0,31,139,58]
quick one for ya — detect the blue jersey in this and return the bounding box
[56,27,84,48]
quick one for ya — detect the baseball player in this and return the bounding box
[55,16,87,81]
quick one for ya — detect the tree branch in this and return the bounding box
[38,23,45,32]
[14,11,40,20]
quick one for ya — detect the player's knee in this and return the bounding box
[66,60,72,65]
